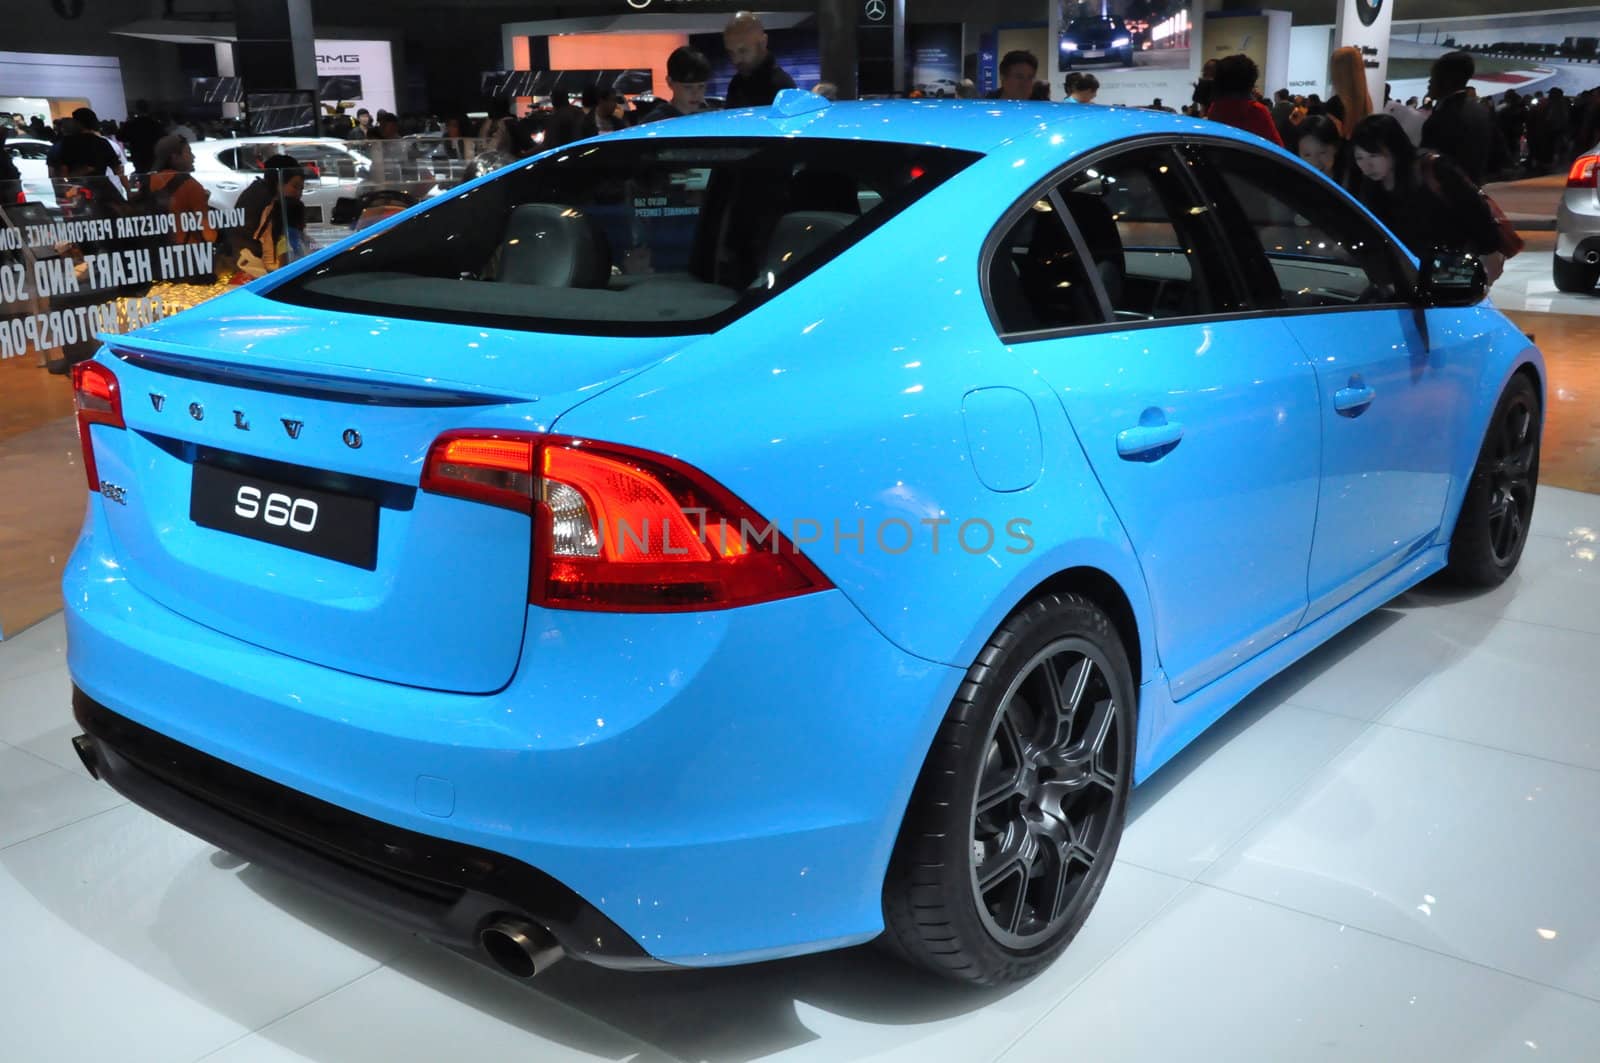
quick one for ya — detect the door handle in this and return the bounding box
[1334,384,1376,417]
[1116,420,1184,461]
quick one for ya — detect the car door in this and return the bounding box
[1190,143,1460,623]
[986,143,1322,701]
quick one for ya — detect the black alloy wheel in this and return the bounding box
[1447,373,1541,587]
[970,639,1122,949]
[883,593,1135,985]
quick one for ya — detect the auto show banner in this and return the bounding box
[0,180,253,367]
[1069,0,1200,110]
[909,23,962,96]
[1333,0,1394,109]
[315,39,398,121]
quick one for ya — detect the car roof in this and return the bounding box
[613,98,1243,159]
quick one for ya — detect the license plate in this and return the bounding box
[190,462,379,569]
[1084,49,1105,58]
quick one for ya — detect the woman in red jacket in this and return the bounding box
[1205,53,1284,147]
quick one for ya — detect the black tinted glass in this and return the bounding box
[269,137,978,337]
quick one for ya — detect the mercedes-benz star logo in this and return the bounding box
[865,0,887,22]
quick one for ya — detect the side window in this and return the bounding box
[1058,146,1231,323]
[1196,145,1408,308]
[987,196,1102,335]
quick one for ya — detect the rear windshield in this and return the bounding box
[269,137,979,336]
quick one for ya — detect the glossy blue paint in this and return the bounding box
[1281,308,1460,624]
[67,100,1545,968]
[961,387,1043,492]
[1028,319,1322,702]
[65,501,964,964]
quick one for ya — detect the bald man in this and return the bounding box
[723,11,796,108]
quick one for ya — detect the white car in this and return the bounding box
[5,137,59,209]
[188,138,372,225]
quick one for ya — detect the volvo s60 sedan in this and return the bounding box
[64,92,1543,987]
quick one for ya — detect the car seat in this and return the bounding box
[496,203,611,288]
[752,210,856,288]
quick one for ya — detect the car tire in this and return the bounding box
[881,592,1136,986]
[1445,372,1540,587]
[1552,253,1599,293]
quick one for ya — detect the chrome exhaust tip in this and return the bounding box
[71,734,100,780]
[1585,250,1600,265]
[479,916,565,978]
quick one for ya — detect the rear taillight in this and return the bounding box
[421,432,833,612]
[1568,154,1599,189]
[72,361,124,492]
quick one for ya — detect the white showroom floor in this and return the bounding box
[3,489,1599,1062]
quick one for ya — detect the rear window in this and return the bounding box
[269,137,978,336]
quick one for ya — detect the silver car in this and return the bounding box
[189,137,372,225]
[1554,143,1600,292]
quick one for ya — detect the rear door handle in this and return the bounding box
[1116,421,1184,461]
[1334,384,1376,416]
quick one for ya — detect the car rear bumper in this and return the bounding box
[71,689,666,968]
[1556,191,1600,260]
[63,498,965,967]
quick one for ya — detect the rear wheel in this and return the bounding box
[1552,253,1598,293]
[1446,373,1540,587]
[882,593,1135,985]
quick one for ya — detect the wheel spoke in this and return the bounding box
[1488,493,1511,525]
[1495,509,1523,560]
[976,819,1035,890]
[977,712,1026,815]
[977,772,1022,816]
[1045,846,1074,921]
[1002,871,1030,934]
[1056,656,1095,745]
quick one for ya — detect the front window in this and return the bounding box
[270,137,977,336]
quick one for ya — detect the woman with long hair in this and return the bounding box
[1349,113,1503,277]
[1328,46,1374,136]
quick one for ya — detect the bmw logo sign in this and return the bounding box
[1357,0,1383,28]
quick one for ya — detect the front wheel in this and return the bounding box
[882,593,1135,985]
[1446,373,1541,587]
[1552,253,1598,293]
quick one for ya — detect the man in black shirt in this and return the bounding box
[723,12,795,108]
[1422,51,1494,184]
[642,48,713,124]
[543,91,585,149]
[120,100,165,175]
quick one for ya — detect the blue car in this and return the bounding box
[65,94,1543,986]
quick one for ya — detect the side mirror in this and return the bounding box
[1418,250,1489,307]
[336,160,358,180]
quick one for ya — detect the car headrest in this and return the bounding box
[788,169,860,215]
[755,210,855,287]
[497,203,610,288]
